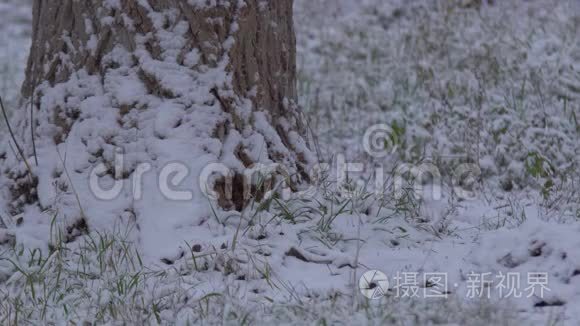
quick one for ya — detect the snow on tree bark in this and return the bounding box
[1,0,314,255]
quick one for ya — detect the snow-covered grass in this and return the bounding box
[1,0,580,325]
[296,0,580,192]
[0,205,522,325]
[0,0,30,112]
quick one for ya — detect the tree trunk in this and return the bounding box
[1,0,313,255]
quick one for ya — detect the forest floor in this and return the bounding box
[1,0,580,325]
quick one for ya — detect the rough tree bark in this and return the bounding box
[0,0,313,253]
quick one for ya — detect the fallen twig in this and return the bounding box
[30,90,38,166]
[0,96,34,181]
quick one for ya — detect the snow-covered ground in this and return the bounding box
[0,0,30,111]
[1,0,580,325]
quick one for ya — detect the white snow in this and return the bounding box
[0,0,579,325]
